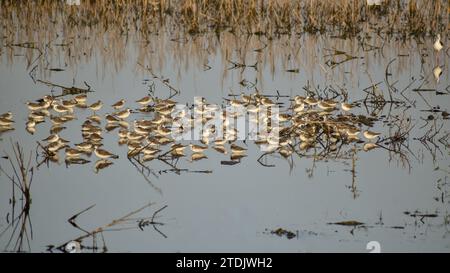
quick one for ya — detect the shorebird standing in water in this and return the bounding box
[115,108,132,119]
[190,144,208,153]
[53,103,71,114]
[74,94,87,104]
[0,112,13,120]
[341,103,354,112]
[89,100,103,113]
[136,96,152,105]
[0,117,14,126]
[94,147,119,159]
[363,130,381,140]
[42,134,60,143]
[111,99,125,110]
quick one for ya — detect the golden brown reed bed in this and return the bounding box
[0,1,448,79]
[1,0,448,38]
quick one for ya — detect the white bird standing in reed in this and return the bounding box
[367,0,382,6]
[434,34,444,52]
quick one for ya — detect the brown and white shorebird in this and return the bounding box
[26,101,44,111]
[136,96,152,105]
[171,143,186,153]
[189,144,208,153]
[363,143,378,152]
[230,143,247,153]
[111,99,125,110]
[341,102,354,112]
[0,117,14,126]
[363,130,381,140]
[230,99,244,107]
[50,124,66,134]
[317,101,335,111]
[53,104,71,114]
[118,129,128,138]
[345,128,360,137]
[88,114,102,124]
[191,152,207,161]
[114,108,131,119]
[65,148,83,158]
[241,93,252,104]
[105,114,120,123]
[47,140,68,153]
[304,97,319,106]
[75,142,93,153]
[213,145,227,154]
[260,97,275,106]
[293,103,305,113]
[89,100,103,112]
[62,99,77,109]
[0,112,13,120]
[74,94,87,104]
[26,125,36,135]
[294,95,305,105]
[26,120,36,128]
[42,134,60,143]
[94,147,119,159]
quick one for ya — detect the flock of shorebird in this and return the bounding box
[5,34,445,171]
[0,31,445,173]
[0,88,387,173]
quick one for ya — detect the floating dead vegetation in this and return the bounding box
[267,228,298,240]
[404,210,439,224]
[329,220,365,226]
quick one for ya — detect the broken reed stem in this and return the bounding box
[0,141,34,202]
[57,202,162,250]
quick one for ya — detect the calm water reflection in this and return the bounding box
[0,2,449,253]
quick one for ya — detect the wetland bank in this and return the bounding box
[0,0,449,252]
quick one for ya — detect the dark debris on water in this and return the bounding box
[267,228,298,240]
